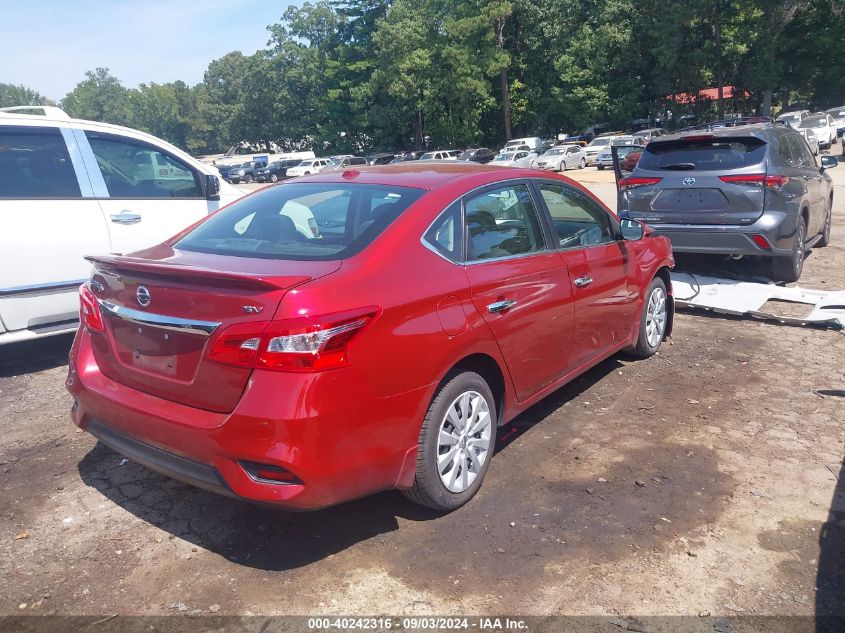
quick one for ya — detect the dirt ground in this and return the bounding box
[1,161,844,621]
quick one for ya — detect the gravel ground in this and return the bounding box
[1,163,843,621]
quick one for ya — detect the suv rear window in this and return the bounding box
[176,182,424,260]
[637,137,766,171]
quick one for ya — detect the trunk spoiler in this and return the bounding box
[85,254,311,291]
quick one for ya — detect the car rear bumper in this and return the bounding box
[67,329,427,510]
[641,222,796,257]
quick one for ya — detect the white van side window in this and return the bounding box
[0,126,81,198]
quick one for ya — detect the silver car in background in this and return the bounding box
[618,124,837,282]
[534,144,586,171]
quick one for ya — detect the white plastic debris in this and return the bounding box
[671,272,845,328]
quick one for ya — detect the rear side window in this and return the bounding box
[86,132,201,198]
[177,183,424,260]
[465,184,545,261]
[637,137,766,171]
[0,126,80,198]
[424,201,462,262]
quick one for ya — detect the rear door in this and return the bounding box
[79,129,211,255]
[0,123,110,334]
[462,182,576,401]
[535,181,633,364]
[790,134,823,234]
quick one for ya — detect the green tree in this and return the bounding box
[0,83,54,108]
[61,68,132,125]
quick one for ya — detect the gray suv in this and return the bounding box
[618,124,838,282]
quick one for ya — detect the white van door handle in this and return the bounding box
[110,212,142,225]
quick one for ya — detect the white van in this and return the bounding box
[0,106,243,345]
[502,137,543,152]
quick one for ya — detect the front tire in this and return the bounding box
[597,164,605,170]
[244,174,254,184]
[631,277,668,359]
[270,173,278,183]
[579,158,586,169]
[403,372,497,511]
[771,217,806,283]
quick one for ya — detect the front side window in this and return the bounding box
[465,184,545,261]
[86,132,200,198]
[0,126,80,198]
[538,183,615,249]
[177,183,424,260]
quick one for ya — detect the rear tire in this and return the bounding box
[818,200,832,247]
[403,372,497,511]
[771,217,806,283]
[579,158,586,169]
[631,277,668,359]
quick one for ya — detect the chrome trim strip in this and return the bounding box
[0,279,87,297]
[98,300,220,336]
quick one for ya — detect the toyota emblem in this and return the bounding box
[682,177,696,186]
[136,286,151,308]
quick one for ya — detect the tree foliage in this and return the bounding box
[18,0,842,154]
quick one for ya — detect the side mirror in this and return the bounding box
[204,174,221,200]
[821,155,838,170]
[620,218,645,241]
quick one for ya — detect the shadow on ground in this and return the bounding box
[0,333,74,378]
[816,457,845,632]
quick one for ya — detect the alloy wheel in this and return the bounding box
[437,391,492,493]
[645,286,667,348]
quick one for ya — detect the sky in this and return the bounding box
[0,0,298,102]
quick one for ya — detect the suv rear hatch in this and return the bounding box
[86,249,340,413]
[621,134,769,225]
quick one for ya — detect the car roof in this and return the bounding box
[285,162,552,190]
[651,124,773,144]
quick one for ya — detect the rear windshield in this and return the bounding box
[176,183,424,260]
[637,137,766,171]
[589,138,611,147]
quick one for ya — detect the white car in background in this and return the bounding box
[583,135,624,166]
[0,105,242,345]
[825,106,845,137]
[490,150,538,168]
[419,150,460,160]
[286,157,333,177]
[776,110,811,127]
[595,136,647,170]
[534,144,586,171]
[798,113,836,149]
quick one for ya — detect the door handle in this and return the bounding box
[487,299,517,313]
[110,212,142,224]
[574,275,594,288]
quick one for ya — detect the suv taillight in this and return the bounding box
[79,284,104,332]
[718,173,789,188]
[618,176,662,190]
[209,307,379,372]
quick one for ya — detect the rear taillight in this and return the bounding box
[751,234,772,250]
[209,307,378,372]
[618,176,663,190]
[718,173,789,188]
[79,284,104,332]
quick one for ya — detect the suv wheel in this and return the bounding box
[818,199,832,247]
[579,158,586,169]
[270,173,278,183]
[772,217,806,283]
[403,371,496,511]
[244,174,254,184]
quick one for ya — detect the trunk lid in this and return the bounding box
[86,246,340,413]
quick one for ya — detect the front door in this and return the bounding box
[462,183,576,402]
[79,129,210,255]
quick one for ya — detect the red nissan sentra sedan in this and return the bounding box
[67,163,674,511]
